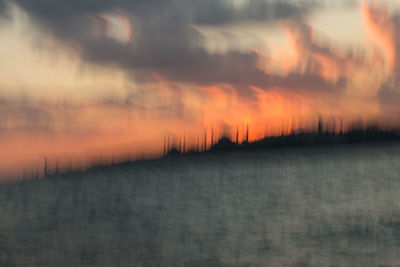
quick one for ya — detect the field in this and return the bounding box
[1,143,400,266]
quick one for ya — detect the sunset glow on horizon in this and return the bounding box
[1,0,400,179]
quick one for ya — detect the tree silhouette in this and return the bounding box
[318,117,323,135]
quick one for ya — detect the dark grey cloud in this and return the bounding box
[6,0,313,52]
[11,0,310,27]
[0,0,339,97]
[84,30,339,96]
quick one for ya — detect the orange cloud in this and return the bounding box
[362,1,397,73]
[281,20,350,81]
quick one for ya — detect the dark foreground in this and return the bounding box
[1,143,400,266]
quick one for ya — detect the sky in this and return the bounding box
[0,0,400,179]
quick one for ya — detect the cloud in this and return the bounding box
[362,0,400,73]
[10,0,311,27]
[0,0,321,90]
[361,1,400,119]
[282,19,364,81]
[0,0,357,100]
[1,0,313,52]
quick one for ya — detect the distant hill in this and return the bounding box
[166,127,400,155]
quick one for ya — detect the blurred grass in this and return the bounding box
[1,143,400,266]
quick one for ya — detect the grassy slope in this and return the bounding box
[1,143,400,266]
